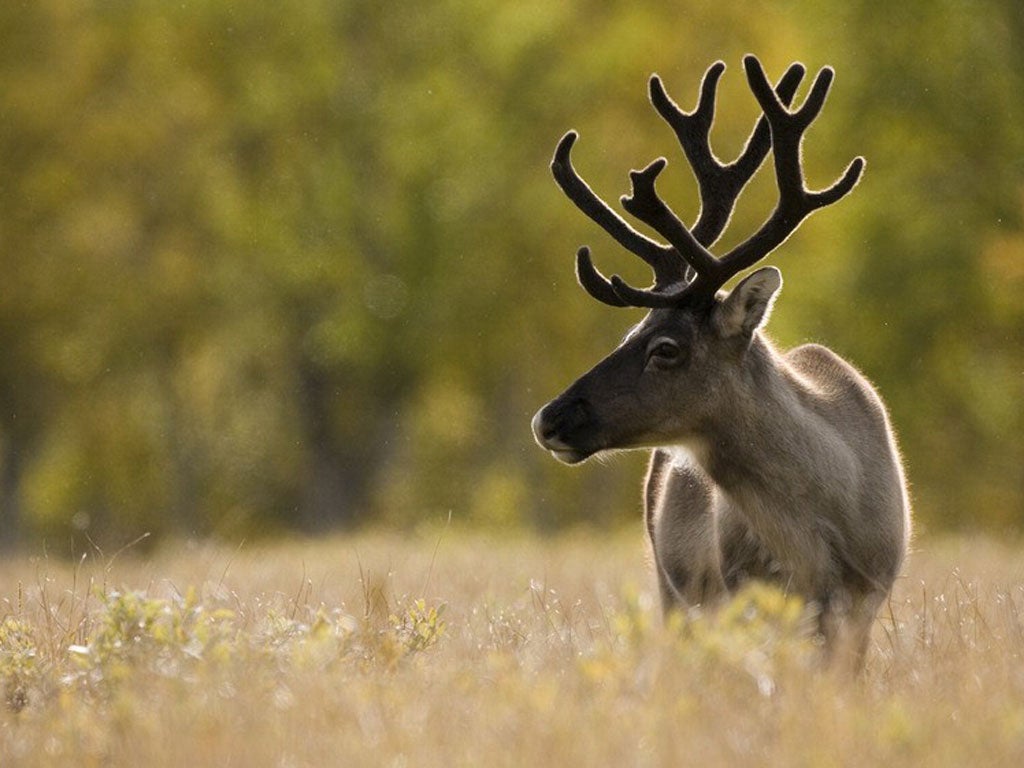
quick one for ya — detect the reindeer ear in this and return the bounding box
[714,266,782,338]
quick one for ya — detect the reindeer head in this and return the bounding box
[533,56,864,464]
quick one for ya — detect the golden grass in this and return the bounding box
[1,528,1023,767]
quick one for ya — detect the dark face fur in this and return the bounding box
[531,309,727,464]
[532,268,781,464]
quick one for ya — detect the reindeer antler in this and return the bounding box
[553,55,864,309]
[647,60,805,248]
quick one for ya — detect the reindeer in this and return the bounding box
[531,56,911,668]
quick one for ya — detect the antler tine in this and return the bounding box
[649,61,805,248]
[712,56,865,282]
[575,247,629,307]
[551,132,686,288]
[620,157,718,277]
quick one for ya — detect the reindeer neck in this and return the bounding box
[690,334,819,497]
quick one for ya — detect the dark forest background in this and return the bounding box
[1,0,1023,550]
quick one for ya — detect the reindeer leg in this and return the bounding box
[646,452,727,616]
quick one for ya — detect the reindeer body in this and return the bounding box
[532,56,911,668]
[644,336,909,661]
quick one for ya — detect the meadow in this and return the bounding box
[1,527,1022,766]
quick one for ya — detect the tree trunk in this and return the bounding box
[0,437,23,551]
[296,358,368,532]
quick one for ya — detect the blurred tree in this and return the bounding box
[0,0,1021,549]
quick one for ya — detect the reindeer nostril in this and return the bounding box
[533,398,594,449]
[531,408,556,444]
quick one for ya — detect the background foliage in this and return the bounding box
[1,0,1022,549]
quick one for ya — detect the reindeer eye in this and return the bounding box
[646,337,682,365]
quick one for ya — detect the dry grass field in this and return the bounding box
[1,527,1023,767]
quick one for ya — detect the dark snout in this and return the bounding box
[531,395,600,464]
